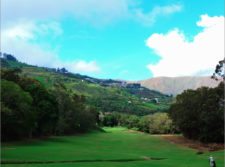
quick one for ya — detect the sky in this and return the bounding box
[1,0,224,81]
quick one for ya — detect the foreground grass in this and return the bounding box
[1,127,224,167]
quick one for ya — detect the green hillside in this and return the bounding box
[1,58,172,116]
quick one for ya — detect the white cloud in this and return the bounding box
[3,22,36,40]
[1,21,62,41]
[134,4,182,26]
[64,61,100,73]
[1,22,100,74]
[146,14,224,77]
[1,0,132,27]
[1,22,58,66]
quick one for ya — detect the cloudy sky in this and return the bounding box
[1,0,224,80]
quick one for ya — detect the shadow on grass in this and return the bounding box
[2,135,82,147]
[1,157,167,164]
[2,128,105,147]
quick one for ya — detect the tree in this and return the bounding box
[169,84,224,142]
[138,116,150,133]
[102,113,119,127]
[1,69,98,140]
[1,69,58,136]
[212,58,225,80]
[126,115,140,129]
[19,77,58,136]
[148,113,174,134]
[1,80,34,140]
[52,83,97,134]
[138,113,175,134]
[78,106,98,132]
[2,53,18,61]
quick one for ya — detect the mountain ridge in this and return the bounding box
[1,52,219,97]
[137,76,220,95]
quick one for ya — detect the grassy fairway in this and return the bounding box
[1,127,224,167]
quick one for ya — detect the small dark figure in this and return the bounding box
[209,156,216,167]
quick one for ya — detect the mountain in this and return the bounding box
[0,55,172,115]
[138,76,220,95]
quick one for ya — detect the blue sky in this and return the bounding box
[1,0,224,80]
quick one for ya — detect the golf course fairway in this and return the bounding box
[1,127,224,167]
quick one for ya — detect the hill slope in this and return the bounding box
[0,57,172,115]
[138,76,220,95]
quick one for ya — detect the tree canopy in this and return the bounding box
[169,82,224,143]
[1,69,98,141]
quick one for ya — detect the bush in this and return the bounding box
[138,113,175,134]
[100,112,175,134]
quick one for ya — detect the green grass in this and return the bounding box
[1,127,224,167]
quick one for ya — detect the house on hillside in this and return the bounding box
[126,83,141,89]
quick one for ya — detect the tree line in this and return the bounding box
[1,69,98,141]
[99,112,177,134]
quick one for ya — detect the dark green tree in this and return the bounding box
[19,77,58,136]
[53,83,97,134]
[169,83,224,142]
[1,80,34,140]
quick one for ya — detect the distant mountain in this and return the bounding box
[138,76,220,95]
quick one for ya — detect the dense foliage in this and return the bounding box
[169,82,224,143]
[1,69,98,141]
[99,112,175,134]
[1,80,34,140]
[138,113,176,134]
